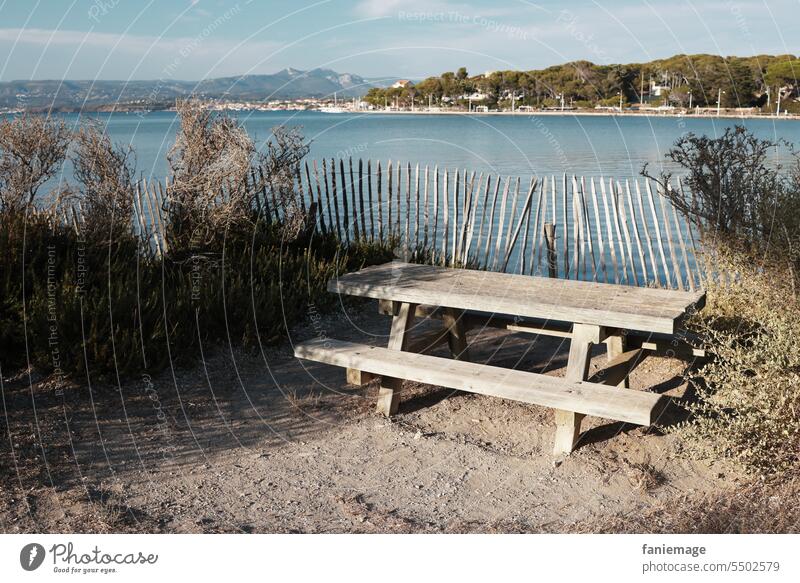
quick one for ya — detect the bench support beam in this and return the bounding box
[604,333,629,388]
[346,368,375,386]
[378,302,705,361]
[442,307,470,361]
[377,377,403,416]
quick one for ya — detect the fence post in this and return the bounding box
[544,223,557,279]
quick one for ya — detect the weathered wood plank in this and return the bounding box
[358,158,367,240]
[646,179,670,287]
[294,338,666,426]
[635,179,657,285]
[599,178,619,283]
[462,172,482,265]
[501,177,521,272]
[367,159,374,240]
[492,176,511,271]
[442,169,449,266]
[347,157,359,241]
[376,160,384,241]
[482,175,501,269]
[405,162,411,254]
[387,160,393,239]
[624,180,648,285]
[423,165,430,249]
[571,176,581,279]
[658,181,685,290]
[329,158,343,243]
[307,161,325,233]
[669,182,694,291]
[616,180,639,286]
[532,177,546,274]
[414,163,421,249]
[329,262,705,334]
[395,160,402,237]
[590,178,606,282]
[564,172,569,279]
[501,177,536,273]
[432,165,439,262]
[580,177,597,281]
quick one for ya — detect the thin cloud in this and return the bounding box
[0,27,280,58]
[354,0,460,18]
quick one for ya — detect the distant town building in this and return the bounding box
[391,80,414,89]
[650,82,670,97]
[464,92,489,101]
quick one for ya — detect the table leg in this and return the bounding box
[553,323,602,455]
[442,307,470,361]
[605,333,628,388]
[375,301,417,416]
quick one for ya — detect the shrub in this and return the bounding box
[674,247,800,475]
[0,211,393,379]
[0,105,394,383]
[166,99,258,251]
[571,476,800,533]
[72,121,136,242]
[0,114,71,214]
[643,126,800,271]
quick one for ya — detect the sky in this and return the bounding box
[0,0,797,82]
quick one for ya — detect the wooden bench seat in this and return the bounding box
[295,338,668,428]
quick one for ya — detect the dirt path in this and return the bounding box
[0,301,741,533]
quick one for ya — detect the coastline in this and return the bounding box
[339,108,800,122]
[4,106,800,122]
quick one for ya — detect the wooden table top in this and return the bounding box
[328,261,705,334]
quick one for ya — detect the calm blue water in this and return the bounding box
[27,110,799,286]
[50,110,800,181]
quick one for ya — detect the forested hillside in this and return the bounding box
[365,54,799,112]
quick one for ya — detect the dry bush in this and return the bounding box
[166,99,256,250]
[644,126,800,290]
[165,99,312,251]
[72,121,136,241]
[675,246,800,475]
[0,114,71,214]
[645,127,784,238]
[257,125,311,240]
[570,476,800,534]
[625,457,667,494]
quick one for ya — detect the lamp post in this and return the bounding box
[716,88,725,116]
[776,88,782,116]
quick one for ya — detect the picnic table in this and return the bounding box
[295,261,705,455]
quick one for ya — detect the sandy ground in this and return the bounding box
[0,300,742,533]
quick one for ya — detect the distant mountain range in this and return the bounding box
[0,68,395,111]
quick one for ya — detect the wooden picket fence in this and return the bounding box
[64,158,703,291]
[289,159,702,291]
